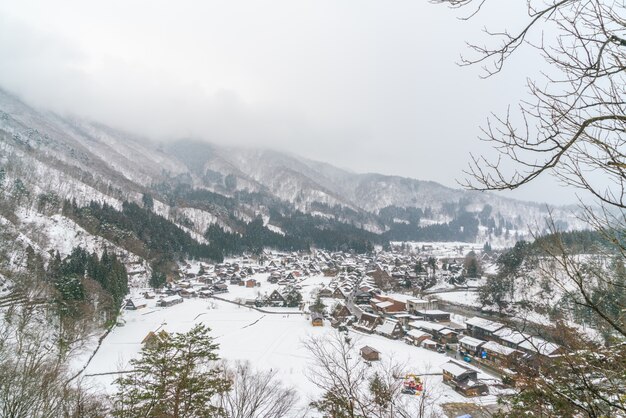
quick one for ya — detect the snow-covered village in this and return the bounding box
[1,1,625,417]
[72,244,565,417]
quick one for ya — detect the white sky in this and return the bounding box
[0,0,579,204]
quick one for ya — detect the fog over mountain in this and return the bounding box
[0,0,581,205]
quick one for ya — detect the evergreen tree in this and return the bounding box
[112,324,231,418]
[149,268,167,290]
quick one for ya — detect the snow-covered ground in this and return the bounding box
[433,290,481,307]
[77,297,497,416]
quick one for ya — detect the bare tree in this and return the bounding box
[303,331,437,418]
[218,361,298,418]
[433,0,626,416]
[0,304,105,418]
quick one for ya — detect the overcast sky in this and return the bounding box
[0,0,578,204]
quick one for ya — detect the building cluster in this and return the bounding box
[123,248,559,399]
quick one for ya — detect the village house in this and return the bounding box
[408,320,454,344]
[318,287,333,298]
[124,298,147,310]
[370,294,407,314]
[332,302,352,320]
[212,283,229,294]
[421,339,438,351]
[245,278,257,288]
[179,288,196,298]
[406,298,431,314]
[267,289,286,307]
[332,287,347,299]
[480,340,521,368]
[459,336,487,356]
[375,319,404,339]
[360,346,380,362]
[439,328,459,345]
[493,327,563,358]
[354,312,383,333]
[441,360,489,397]
[156,294,183,307]
[415,309,451,323]
[141,330,169,349]
[405,329,432,346]
[465,317,505,341]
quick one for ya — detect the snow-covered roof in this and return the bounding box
[442,361,474,378]
[519,337,560,356]
[160,295,183,303]
[409,320,448,332]
[417,309,449,315]
[375,301,394,309]
[465,316,504,332]
[459,336,486,348]
[407,298,428,304]
[406,329,431,339]
[482,340,518,356]
[376,320,399,336]
[493,327,528,345]
[384,293,411,303]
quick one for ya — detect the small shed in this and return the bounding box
[360,345,380,362]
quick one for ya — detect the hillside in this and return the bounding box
[0,87,584,285]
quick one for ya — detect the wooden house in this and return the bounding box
[332,303,352,319]
[141,330,169,349]
[268,289,286,307]
[124,298,147,310]
[459,336,487,356]
[406,298,431,314]
[441,360,488,397]
[405,329,433,345]
[354,312,383,333]
[212,283,229,294]
[375,319,404,339]
[480,340,520,368]
[465,317,504,341]
[332,287,347,299]
[156,295,183,307]
[360,345,380,362]
[318,287,333,298]
[415,309,450,323]
[245,278,257,288]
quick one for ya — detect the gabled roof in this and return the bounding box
[459,336,486,348]
[409,320,448,332]
[482,340,518,356]
[442,360,477,378]
[519,337,561,356]
[465,316,504,332]
[406,329,431,339]
[376,320,400,336]
[360,345,380,355]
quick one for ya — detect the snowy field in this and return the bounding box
[78,296,498,416]
[432,290,481,307]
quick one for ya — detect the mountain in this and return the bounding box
[0,87,582,280]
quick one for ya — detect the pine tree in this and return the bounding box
[112,324,231,418]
